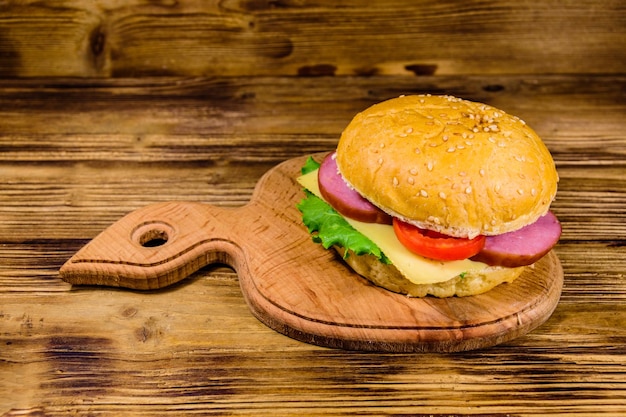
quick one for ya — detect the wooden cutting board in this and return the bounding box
[60,153,563,352]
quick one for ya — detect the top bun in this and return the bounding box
[335,95,558,238]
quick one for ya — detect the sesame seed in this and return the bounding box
[442,135,449,141]
[414,147,421,154]
[495,184,501,192]
[459,171,467,176]
[427,161,433,171]
[447,147,456,153]
[479,169,485,177]
[420,189,428,197]
[465,186,472,194]
[378,157,384,165]
[406,127,414,134]
[393,177,399,186]
[408,177,415,185]
[439,191,447,199]
[398,133,407,137]
[517,189,524,195]
[409,168,418,175]
[473,127,480,133]
[428,216,441,225]
[457,145,465,150]
[531,188,537,196]
[380,143,385,148]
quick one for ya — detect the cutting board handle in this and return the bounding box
[60,201,248,290]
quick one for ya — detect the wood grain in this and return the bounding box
[0,0,624,78]
[1,74,625,414]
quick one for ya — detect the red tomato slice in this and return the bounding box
[392,218,486,261]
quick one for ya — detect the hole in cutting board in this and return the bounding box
[132,221,174,248]
[140,229,169,247]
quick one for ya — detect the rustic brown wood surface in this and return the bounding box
[1,74,625,416]
[1,0,626,414]
[0,0,624,78]
[58,157,564,353]
[0,0,626,77]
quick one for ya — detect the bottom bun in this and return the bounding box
[334,247,525,298]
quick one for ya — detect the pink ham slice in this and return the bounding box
[471,211,562,267]
[317,152,392,224]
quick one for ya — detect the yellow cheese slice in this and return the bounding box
[297,169,490,285]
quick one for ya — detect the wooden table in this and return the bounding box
[1,74,624,416]
[1,1,625,415]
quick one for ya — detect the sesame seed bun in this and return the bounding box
[335,95,559,239]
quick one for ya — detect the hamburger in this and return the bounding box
[297,94,561,298]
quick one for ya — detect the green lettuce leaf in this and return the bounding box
[300,156,321,175]
[296,157,390,264]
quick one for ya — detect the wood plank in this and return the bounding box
[0,0,624,78]
[0,75,624,148]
